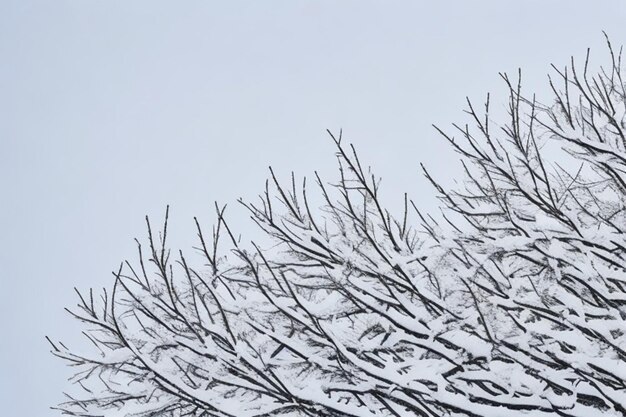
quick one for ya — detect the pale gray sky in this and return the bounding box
[1,1,625,416]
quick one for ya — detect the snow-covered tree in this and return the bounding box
[50,41,626,416]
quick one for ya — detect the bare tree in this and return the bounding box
[50,39,626,417]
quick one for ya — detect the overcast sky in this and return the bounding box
[1,1,626,416]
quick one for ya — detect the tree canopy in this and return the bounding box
[50,40,626,417]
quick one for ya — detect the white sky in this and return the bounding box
[1,1,625,416]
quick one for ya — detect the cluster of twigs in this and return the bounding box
[50,40,626,416]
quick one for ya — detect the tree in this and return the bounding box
[50,40,626,417]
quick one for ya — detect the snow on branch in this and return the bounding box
[50,40,626,417]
